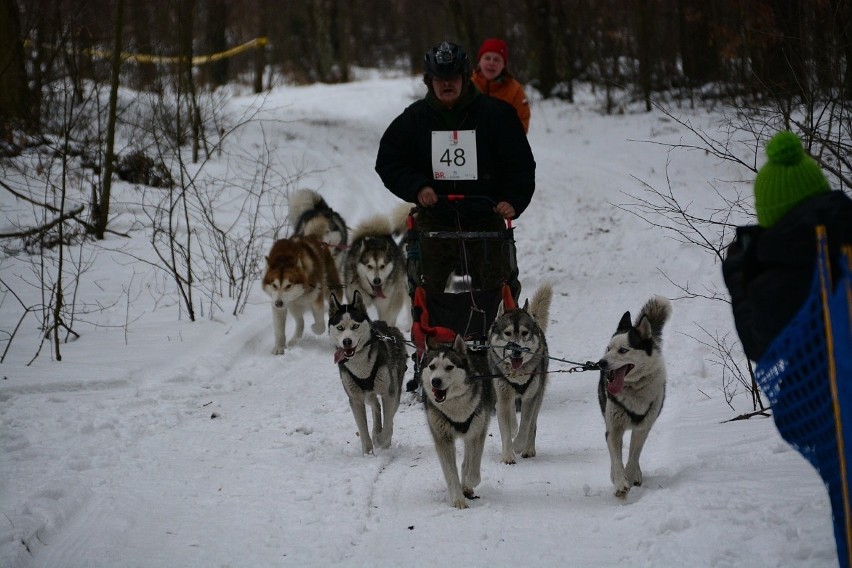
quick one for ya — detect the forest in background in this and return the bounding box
[2,0,852,132]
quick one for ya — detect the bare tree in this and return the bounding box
[93,0,124,240]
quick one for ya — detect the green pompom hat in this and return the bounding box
[754,131,830,228]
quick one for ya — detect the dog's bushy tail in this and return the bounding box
[637,296,671,343]
[288,188,326,225]
[351,214,393,241]
[389,202,412,238]
[529,282,553,333]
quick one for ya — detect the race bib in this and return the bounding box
[431,130,478,180]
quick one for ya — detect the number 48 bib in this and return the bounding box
[431,130,478,180]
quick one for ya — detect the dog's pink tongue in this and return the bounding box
[511,357,524,370]
[372,285,386,299]
[334,348,346,364]
[606,366,628,396]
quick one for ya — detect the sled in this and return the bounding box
[406,195,520,383]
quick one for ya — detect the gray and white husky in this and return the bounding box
[487,283,553,464]
[329,291,407,455]
[343,214,408,327]
[420,335,496,509]
[597,296,671,498]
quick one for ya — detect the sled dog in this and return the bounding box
[597,296,671,498]
[421,335,496,508]
[262,234,341,355]
[488,282,552,464]
[344,214,408,327]
[329,291,407,455]
[288,188,348,271]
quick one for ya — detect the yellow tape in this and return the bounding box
[24,37,267,66]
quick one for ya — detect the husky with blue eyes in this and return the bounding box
[597,296,671,498]
[328,291,407,455]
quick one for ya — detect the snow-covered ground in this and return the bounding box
[0,73,837,567]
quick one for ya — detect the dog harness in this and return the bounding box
[339,336,384,392]
[503,367,544,395]
[429,399,481,434]
[606,394,656,424]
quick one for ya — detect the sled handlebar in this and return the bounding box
[435,194,513,228]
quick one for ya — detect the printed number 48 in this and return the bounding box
[440,148,466,167]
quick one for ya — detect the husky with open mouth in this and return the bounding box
[597,296,671,498]
[329,291,407,455]
[487,283,552,465]
[343,214,408,328]
[420,335,496,509]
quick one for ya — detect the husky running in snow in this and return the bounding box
[597,296,671,498]
[262,234,341,355]
[420,335,496,508]
[328,291,407,455]
[487,283,552,464]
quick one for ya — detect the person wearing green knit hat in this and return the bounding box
[725,134,852,568]
[722,130,852,361]
[753,130,830,228]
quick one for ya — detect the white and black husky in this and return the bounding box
[597,296,671,498]
[289,188,348,272]
[344,214,408,327]
[420,335,496,509]
[487,283,553,464]
[329,291,407,455]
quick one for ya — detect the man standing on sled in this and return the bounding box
[375,41,536,300]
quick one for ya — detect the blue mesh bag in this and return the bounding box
[754,228,851,568]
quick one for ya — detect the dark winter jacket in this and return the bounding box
[722,190,852,361]
[375,85,535,225]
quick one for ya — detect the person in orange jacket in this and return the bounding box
[471,38,530,134]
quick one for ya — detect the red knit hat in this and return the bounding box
[477,38,508,65]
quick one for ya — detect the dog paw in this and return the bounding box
[451,498,469,509]
[462,487,476,499]
[614,485,630,499]
[520,448,536,459]
[312,322,325,335]
[627,466,643,487]
[271,345,286,355]
[501,455,516,465]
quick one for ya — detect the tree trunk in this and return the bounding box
[254,3,267,93]
[205,0,229,87]
[527,0,556,98]
[310,0,335,82]
[95,0,124,240]
[637,0,652,111]
[0,0,29,133]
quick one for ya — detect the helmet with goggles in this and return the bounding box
[424,41,470,78]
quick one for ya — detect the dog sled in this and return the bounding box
[406,195,520,372]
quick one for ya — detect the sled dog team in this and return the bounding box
[264,189,672,508]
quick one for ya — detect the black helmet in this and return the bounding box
[424,41,470,78]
